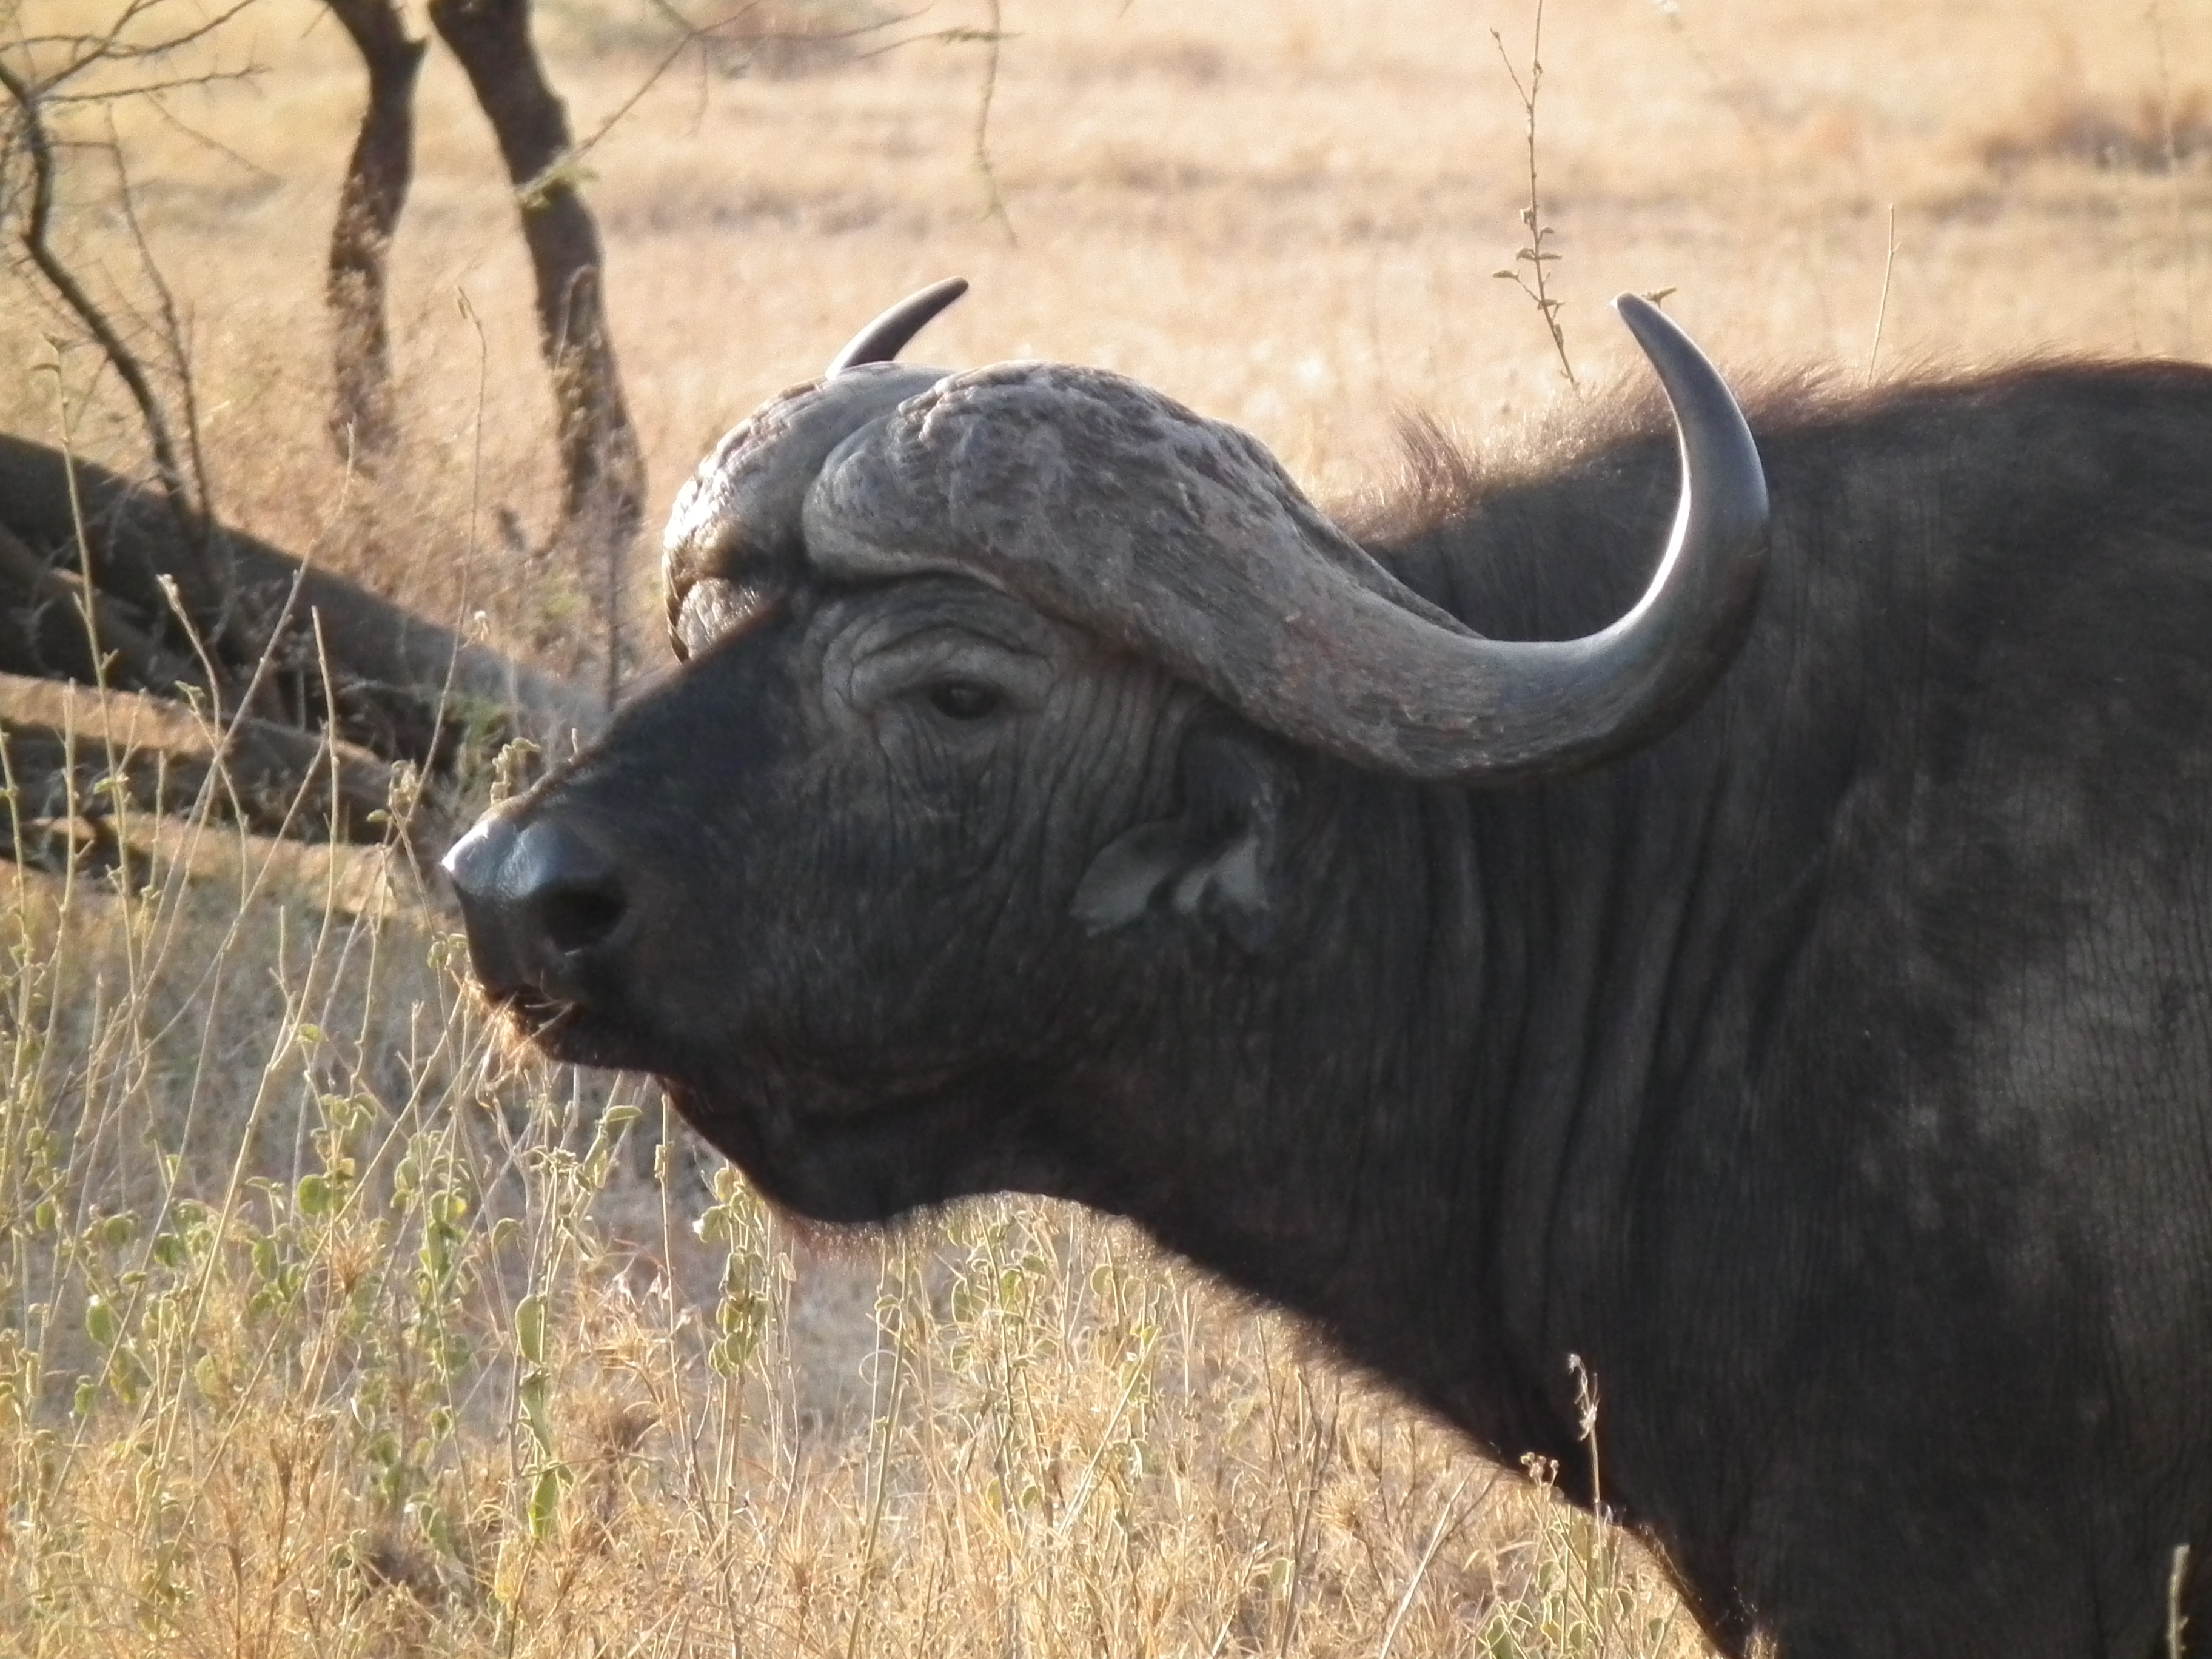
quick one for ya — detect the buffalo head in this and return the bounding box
[441,283,1767,1225]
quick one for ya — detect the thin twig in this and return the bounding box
[109,117,218,531]
[971,0,1016,244]
[2149,1,2195,353]
[639,0,916,85]
[136,87,281,179]
[0,57,195,524]
[1272,1371,1340,1659]
[1376,1469,1493,1659]
[1490,0,1573,386]
[851,21,999,62]
[432,285,491,759]
[561,30,695,173]
[0,54,241,648]
[37,0,261,93]
[44,65,262,102]
[1867,204,1899,385]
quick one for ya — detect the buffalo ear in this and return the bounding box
[1072,726,1289,951]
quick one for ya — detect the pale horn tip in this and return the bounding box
[1610,290,1769,549]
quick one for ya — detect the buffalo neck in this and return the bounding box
[1061,739,1742,1504]
[1067,455,1768,1509]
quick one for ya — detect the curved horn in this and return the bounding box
[662,282,975,657]
[801,293,1768,783]
[663,366,942,657]
[826,278,970,375]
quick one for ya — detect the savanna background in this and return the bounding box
[1,0,2207,1653]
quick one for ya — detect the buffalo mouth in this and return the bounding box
[478,987,665,1078]
[477,985,1058,1223]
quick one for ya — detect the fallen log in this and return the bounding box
[0,671,403,848]
[0,514,200,693]
[0,430,600,764]
[5,804,405,916]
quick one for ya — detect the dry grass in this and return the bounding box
[0,808,1692,1657]
[3,0,2210,1654]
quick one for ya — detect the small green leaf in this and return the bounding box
[519,1369,556,1456]
[110,1344,149,1405]
[84,1295,118,1349]
[527,1463,568,1542]
[514,1294,548,1366]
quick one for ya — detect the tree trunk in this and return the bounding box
[324,0,427,465]
[426,0,646,709]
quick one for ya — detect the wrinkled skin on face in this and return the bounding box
[503,574,1267,1221]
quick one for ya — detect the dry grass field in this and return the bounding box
[2,0,2210,1653]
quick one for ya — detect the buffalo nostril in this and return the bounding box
[535,878,626,955]
[504,819,626,959]
[441,813,626,997]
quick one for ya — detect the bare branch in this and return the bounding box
[137,87,281,179]
[645,0,916,75]
[109,119,218,528]
[43,66,264,102]
[971,0,1014,243]
[566,28,692,168]
[35,0,261,93]
[0,56,236,632]
[0,0,599,831]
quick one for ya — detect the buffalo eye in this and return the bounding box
[925,679,1004,721]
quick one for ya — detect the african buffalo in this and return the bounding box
[445,280,2212,1658]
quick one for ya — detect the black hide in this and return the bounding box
[451,360,2212,1659]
